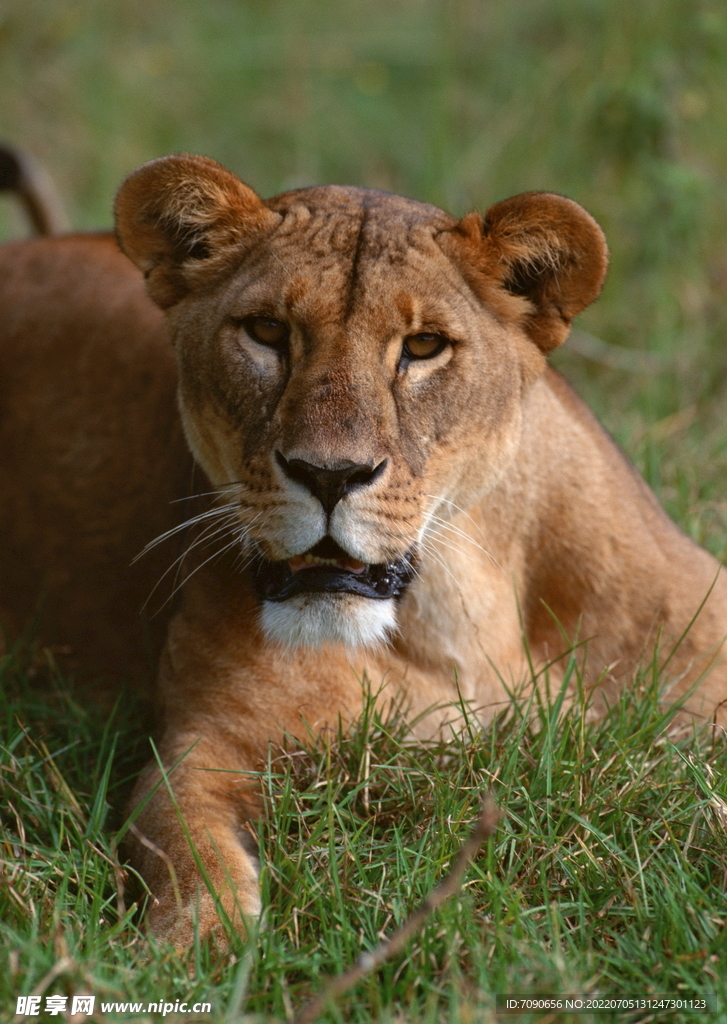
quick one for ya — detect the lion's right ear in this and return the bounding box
[114,154,280,309]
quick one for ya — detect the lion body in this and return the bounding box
[1,157,726,942]
[0,235,191,687]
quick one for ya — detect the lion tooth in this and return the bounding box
[287,552,370,573]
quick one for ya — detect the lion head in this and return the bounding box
[115,155,607,650]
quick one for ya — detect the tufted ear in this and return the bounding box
[114,154,280,309]
[442,192,608,353]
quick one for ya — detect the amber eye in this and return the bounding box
[401,333,448,363]
[237,315,289,350]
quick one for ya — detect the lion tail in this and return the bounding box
[0,143,69,236]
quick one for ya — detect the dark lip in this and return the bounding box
[250,540,417,603]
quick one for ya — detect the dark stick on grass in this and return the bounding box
[290,794,501,1024]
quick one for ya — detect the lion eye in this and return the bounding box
[238,315,289,350]
[401,333,448,362]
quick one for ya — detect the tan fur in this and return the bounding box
[2,154,726,945]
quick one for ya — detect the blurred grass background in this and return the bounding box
[2,0,727,554]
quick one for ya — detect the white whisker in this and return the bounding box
[143,500,275,613]
[424,493,488,539]
[134,499,242,561]
[142,509,243,610]
[159,532,247,612]
[421,494,503,572]
[417,538,463,591]
[231,511,273,571]
[167,511,243,594]
[426,514,500,568]
[170,482,243,503]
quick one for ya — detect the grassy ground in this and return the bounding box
[2,0,727,1021]
[3,651,727,1022]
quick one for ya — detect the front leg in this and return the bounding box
[127,731,263,947]
[124,588,377,945]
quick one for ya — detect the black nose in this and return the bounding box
[276,452,387,516]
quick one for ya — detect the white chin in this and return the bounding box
[260,593,397,651]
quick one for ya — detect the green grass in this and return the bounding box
[3,650,727,1022]
[2,0,727,1020]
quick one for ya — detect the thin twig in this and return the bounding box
[290,794,501,1024]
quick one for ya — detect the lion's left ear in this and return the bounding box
[114,154,280,309]
[442,192,608,353]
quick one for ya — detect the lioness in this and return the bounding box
[1,154,726,945]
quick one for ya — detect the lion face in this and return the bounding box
[115,156,607,649]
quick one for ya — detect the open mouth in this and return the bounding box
[250,536,416,603]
